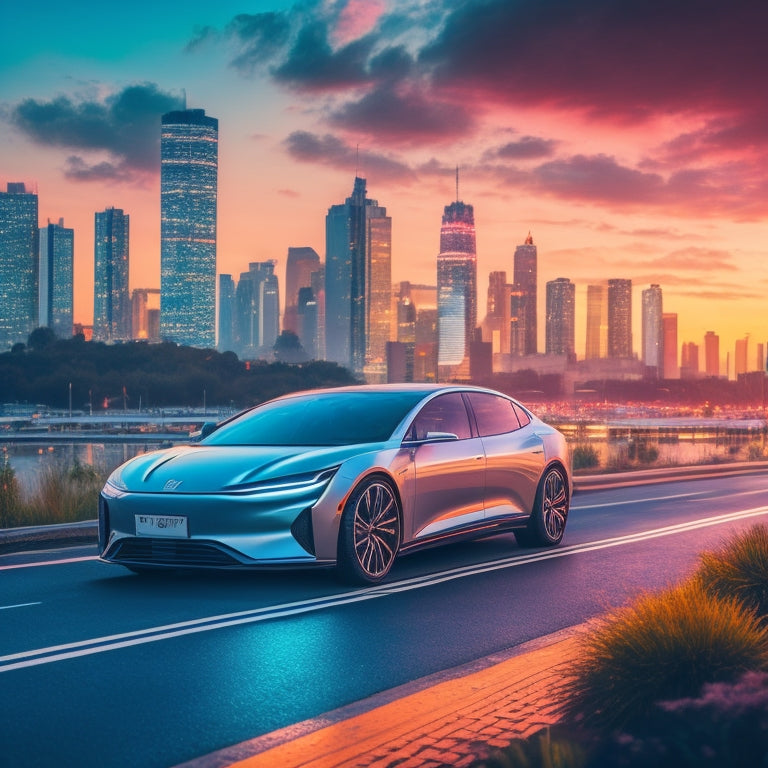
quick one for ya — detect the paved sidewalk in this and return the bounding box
[179,626,586,768]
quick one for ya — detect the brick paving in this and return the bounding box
[192,628,584,768]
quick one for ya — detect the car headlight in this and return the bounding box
[222,467,338,497]
[102,466,129,497]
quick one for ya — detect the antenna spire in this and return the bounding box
[456,165,459,202]
[356,144,360,177]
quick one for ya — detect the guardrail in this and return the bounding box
[2,461,767,554]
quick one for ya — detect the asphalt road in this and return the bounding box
[1,471,767,768]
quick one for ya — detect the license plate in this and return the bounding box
[135,514,189,538]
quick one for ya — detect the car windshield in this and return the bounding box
[203,390,431,446]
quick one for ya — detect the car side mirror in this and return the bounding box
[190,421,217,441]
[403,431,459,446]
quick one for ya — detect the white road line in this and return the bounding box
[0,556,97,571]
[2,505,766,674]
[571,490,710,510]
[0,602,42,611]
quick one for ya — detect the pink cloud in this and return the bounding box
[334,0,386,45]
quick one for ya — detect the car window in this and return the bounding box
[204,391,429,446]
[407,393,472,441]
[513,402,531,427]
[466,392,522,437]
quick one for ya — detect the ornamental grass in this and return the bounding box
[563,579,768,734]
[696,523,768,624]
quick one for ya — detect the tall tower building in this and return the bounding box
[437,192,477,369]
[704,331,720,377]
[234,261,280,358]
[735,336,749,376]
[641,284,663,374]
[662,313,679,379]
[0,182,38,349]
[607,278,632,358]
[160,108,218,347]
[513,233,537,355]
[284,247,320,335]
[545,278,575,356]
[94,207,130,341]
[585,283,608,360]
[325,177,390,375]
[39,218,74,338]
[217,275,235,353]
[131,288,160,341]
[681,342,699,379]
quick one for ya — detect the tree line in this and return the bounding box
[0,329,358,411]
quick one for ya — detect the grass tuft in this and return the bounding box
[696,523,768,623]
[563,579,768,733]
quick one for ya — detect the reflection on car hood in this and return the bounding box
[116,443,384,493]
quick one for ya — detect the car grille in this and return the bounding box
[110,538,243,567]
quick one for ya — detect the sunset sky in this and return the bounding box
[2,0,767,373]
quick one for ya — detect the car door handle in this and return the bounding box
[475,455,484,460]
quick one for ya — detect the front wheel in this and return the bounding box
[337,477,401,585]
[515,465,569,547]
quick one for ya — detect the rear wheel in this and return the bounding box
[514,465,569,547]
[337,477,401,584]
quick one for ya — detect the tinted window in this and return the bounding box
[407,393,472,440]
[513,402,531,427]
[204,391,429,446]
[466,392,521,437]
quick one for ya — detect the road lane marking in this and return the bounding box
[0,602,41,611]
[2,505,767,674]
[571,490,710,510]
[0,556,97,571]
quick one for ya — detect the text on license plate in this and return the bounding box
[135,514,189,537]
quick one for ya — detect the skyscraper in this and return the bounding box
[217,275,235,353]
[325,177,391,376]
[234,261,280,358]
[545,277,575,356]
[160,108,218,347]
[437,199,476,368]
[704,331,720,377]
[284,247,320,335]
[39,218,74,339]
[585,283,608,359]
[681,342,699,379]
[0,182,38,349]
[513,233,537,355]
[94,207,130,342]
[641,284,663,374]
[663,313,678,379]
[608,279,632,358]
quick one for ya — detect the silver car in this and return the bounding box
[98,384,571,584]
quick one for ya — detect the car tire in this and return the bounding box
[514,465,569,547]
[337,476,401,585]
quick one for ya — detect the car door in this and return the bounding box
[465,392,545,522]
[405,392,486,541]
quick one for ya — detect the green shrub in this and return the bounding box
[586,671,768,767]
[697,523,768,624]
[563,580,768,733]
[571,445,599,471]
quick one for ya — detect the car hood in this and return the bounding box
[113,443,385,493]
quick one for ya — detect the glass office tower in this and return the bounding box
[160,108,218,347]
[0,183,39,349]
[437,201,476,367]
[39,218,74,338]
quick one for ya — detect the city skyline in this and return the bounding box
[2,1,768,364]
